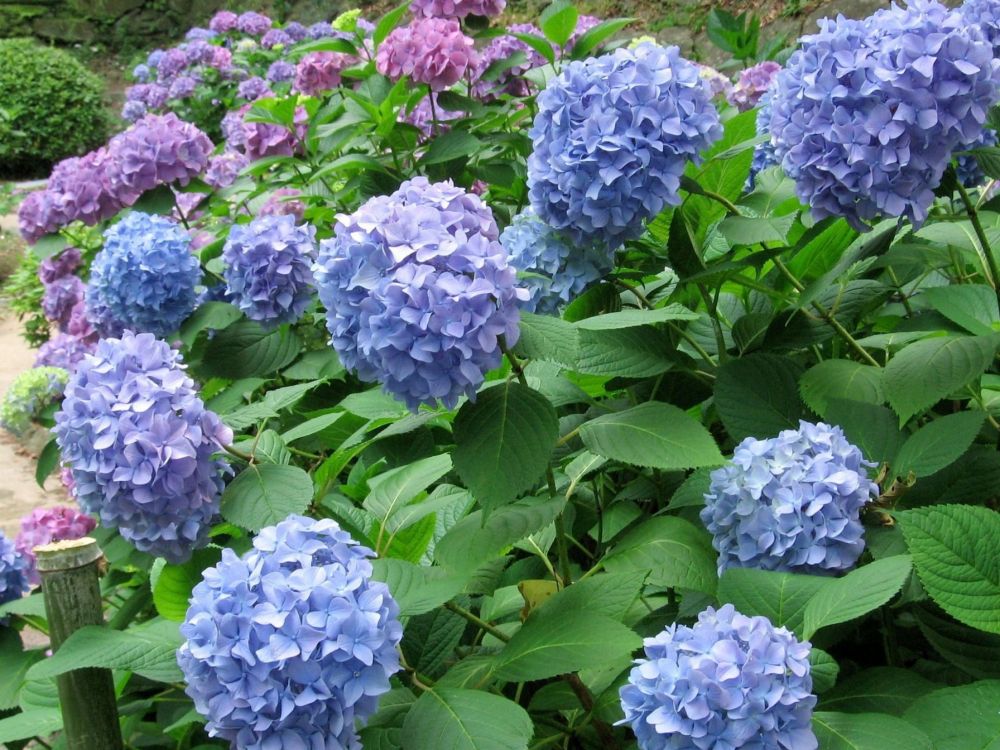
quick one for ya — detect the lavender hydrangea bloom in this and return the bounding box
[1,367,69,437]
[284,21,308,41]
[223,216,317,328]
[528,43,722,249]
[240,106,307,160]
[127,82,170,109]
[237,76,272,101]
[472,24,544,100]
[0,532,29,607]
[157,48,189,82]
[122,100,146,122]
[146,49,165,68]
[747,91,778,191]
[619,605,817,750]
[54,332,231,563]
[204,149,249,189]
[961,0,1000,54]
[501,209,614,314]
[132,63,151,82]
[237,11,272,35]
[43,275,85,331]
[15,506,96,585]
[261,28,292,49]
[401,93,463,138]
[168,74,197,99]
[410,0,506,18]
[769,1,1000,230]
[259,188,306,221]
[957,128,999,188]
[266,60,296,83]
[306,21,335,39]
[376,18,478,91]
[294,51,354,95]
[314,177,527,410]
[185,27,216,41]
[702,420,878,575]
[727,61,781,111]
[39,247,81,283]
[86,212,200,338]
[177,515,402,750]
[209,10,238,33]
[35,333,96,373]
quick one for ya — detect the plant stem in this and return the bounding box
[885,266,914,317]
[562,672,620,750]
[696,282,728,362]
[444,601,510,642]
[614,278,653,308]
[223,443,254,462]
[956,179,1000,301]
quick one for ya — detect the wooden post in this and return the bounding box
[35,538,124,750]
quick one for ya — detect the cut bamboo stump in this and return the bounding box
[35,538,124,750]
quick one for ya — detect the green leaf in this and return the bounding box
[494,608,640,682]
[282,412,345,444]
[820,668,938,715]
[374,1,409,46]
[812,711,932,750]
[365,454,453,529]
[371,559,466,616]
[824,399,905,465]
[579,402,723,471]
[201,321,301,379]
[179,301,241,348]
[539,0,578,46]
[452,382,558,514]
[421,130,482,165]
[569,18,633,57]
[27,624,183,683]
[514,312,578,368]
[810,649,840,693]
[914,606,1000,679]
[30,233,69,260]
[603,516,717,594]
[510,32,555,66]
[575,304,698,330]
[402,688,532,750]
[220,463,313,532]
[575,327,673,377]
[802,556,912,639]
[799,360,884,417]
[924,285,999,336]
[152,547,222,621]
[282,349,344,381]
[715,354,805,441]
[716,568,828,636]
[35,438,59,488]
[883,334,998,424]
[900,505,1000,634]
[131,184,176,215]
[0,709,62,744]
[718,213,796,245]
[536,571,647,620]
[893,411,984,478]
[903,681,1000,750]
[971,146,1000,179]
[435,495,566,571]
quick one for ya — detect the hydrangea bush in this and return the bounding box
[6,2,1000,749]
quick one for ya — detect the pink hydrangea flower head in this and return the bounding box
[209,10,239,33]
[260,188,307,221]
[376,18,478,91]
[240,105,308,160]
[409,0,506,19]
[294,51,355,95]
[15,506,97,584]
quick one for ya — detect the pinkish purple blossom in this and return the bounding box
[259,188,306,220]
[209,10,238,33]
[294,51,355,95]
[728,61,781,112]
[409,0,506,18]
[15,506,96,584]
[376,18,478,91]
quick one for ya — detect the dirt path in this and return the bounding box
[0,313,64,538]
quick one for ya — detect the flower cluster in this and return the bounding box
[957,127,998,188]
[1,366,69,437]
[35,333,96,372]
[237,76,273,102]
[204,149,250,189]
[471,23,545,100]
[747,91,778,190]
[501,209,614,314]
[528,43,722,249]
[15,506,97,585]
[223,216,317,328]
[238,11,273,35]
[376,18,478,91]
[769,0,1000,229]
[177,515,403,750]
[233,105,308,161]
[697,64,733,100]
[619,605,817,750]
[314,177,527,410]
[702,420,878,575]
[86,212,200,338]
[961,0,1000,55]
[0,532,30,608]
[727,61,781,111]
[54,332,231,563]
[39,248,87,335]
[267,60,296,83]
[259,188,307,220]
[410,0,506,19]
[294,51,355,95]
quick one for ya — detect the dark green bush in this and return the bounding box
[0,38,109,177]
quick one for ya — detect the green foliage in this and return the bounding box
[1,247,47,347]
[0,38,108,176]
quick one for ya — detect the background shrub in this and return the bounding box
[0,38,108,177]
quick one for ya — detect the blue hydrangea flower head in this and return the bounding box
[223,215,317,329]
[957,128,998,188]
[0,531,30,608]
[86,212,200,338]
[769,1,1000,229]
[619,604,817,750]
[177,514,403,750]
[746,90,779,191]
[501,209,615,315]
[53,331,232,563]
[313,177,527,411]
[702,420,878,575]
[1,366,69,437]
[961,0,1000,55]
[528,43,722,249]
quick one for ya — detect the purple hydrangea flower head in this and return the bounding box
[266,60,296,83]
[957,127,998,188]
[221,108,247,150]
[53,332,232,563]
[177,515,403,750]
[727,61,781,111]
[127,82,170,109]
[237,76,273,101]
[42,147,125,229]
[472,24,544,100]
[209,10,239,33]
[67,298,98,343]
[283,21,308,41]
[401,93,463,139]
[1,367,69,437]
[38,247,82,283]
[409,0,506,18]
[146,49,165,68]
[168,74,197,99]
[696,64,733,100]
[376,18,478,91]
[15,506,96,584]
[261,28,292,49]
[157,48,189,82]
[240,105,307,160]
[223,215,317,328]
[185,26,216,41]
[619,604,817,750]
[183,39,216,65]
[702,420,878,575]
[259,187,306,220]
[122,99,147,122]
[501,209,615,315]
[43,275,85,331]
[528,43,723,249]
[132,63,151,82]
[313,177,527,410]
[35,333,96,372]
[107,113,213,205]
[204,149,249,189]
[0,532,30,607]
[208,46,233,70]
[17,191,57,243]
[294,51,354,95]
[961,0,1000,55]
[747,91,779,191]
[86,212,200,338]
[769,1,1000,230]
[306,21,335,39]
[237,11,272,36]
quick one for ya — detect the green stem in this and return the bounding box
[107,583,152,631]
[614,278,653,309]
[444,601,510,642]
[956,179,1000,300]
[885,266,914,317]
[223,443,254,463]
[700,187,741,215]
